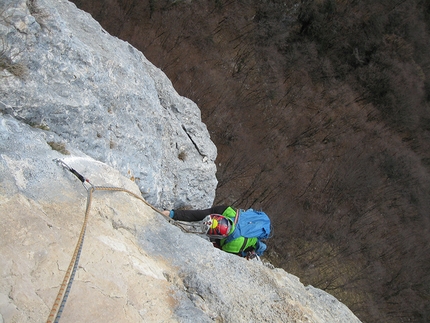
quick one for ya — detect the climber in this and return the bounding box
[162,205,271,259]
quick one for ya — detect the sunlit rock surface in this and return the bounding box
[0,0,217,210]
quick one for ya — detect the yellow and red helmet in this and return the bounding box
[201,214,232,238]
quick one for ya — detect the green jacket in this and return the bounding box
[219,207,258,254]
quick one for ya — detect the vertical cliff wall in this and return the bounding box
[0,0,217,210]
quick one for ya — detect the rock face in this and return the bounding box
[0,1,362,322]
[0,116,362,323]
[0,0,217,210]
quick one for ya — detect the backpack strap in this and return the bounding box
[233,208,240,225]
[239,237,248,254]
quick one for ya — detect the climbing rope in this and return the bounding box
[47,159,182,323]
[46,159,268,321]
[169,220,206,234]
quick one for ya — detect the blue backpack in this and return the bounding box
[225,209,271,255]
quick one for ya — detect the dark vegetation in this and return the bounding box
[70,0,430,321]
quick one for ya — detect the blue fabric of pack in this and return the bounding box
[225,209,271,244]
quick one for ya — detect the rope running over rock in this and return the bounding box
[47,159,182,323]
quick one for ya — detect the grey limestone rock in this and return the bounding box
[0,0,217,210]
[0,114,362,322]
